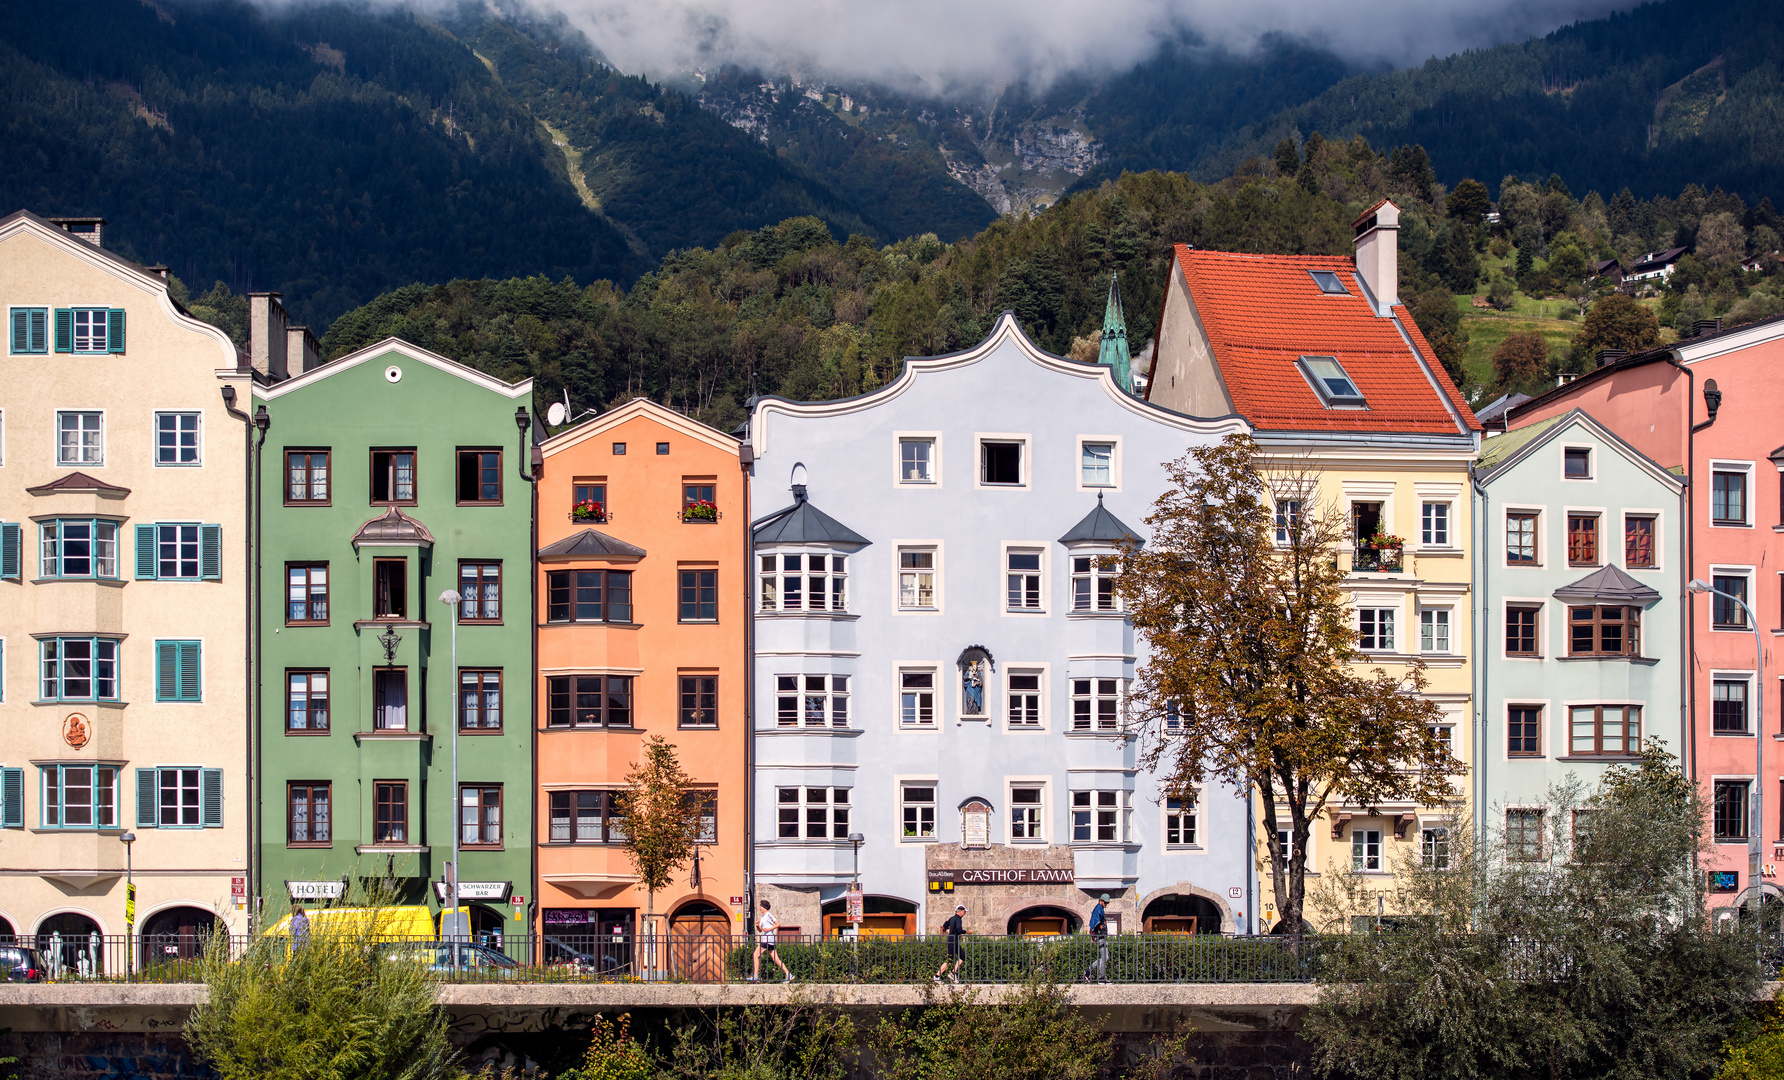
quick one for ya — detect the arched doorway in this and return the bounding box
[667,900,730,982]
[0,915,15,942]
[1141,894,1222,934]
[820,894,918,936]
[37,913,104,978]
[140,907,218,966]
[1007,905,1079,937]
[437,904,508,946]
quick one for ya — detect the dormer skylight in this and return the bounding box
[1299,356,1366,407]
[1308,270,1350,295]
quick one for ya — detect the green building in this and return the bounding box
[254,336,534,936]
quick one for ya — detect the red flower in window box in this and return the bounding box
[572,500,606,523]
[682,499,718,522]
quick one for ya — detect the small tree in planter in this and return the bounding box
[621,735,707,975]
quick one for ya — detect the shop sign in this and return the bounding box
[927,868,1074,885]
[433,881,512,902]
[288,880,346,900]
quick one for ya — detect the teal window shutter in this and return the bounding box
[29,308,46,352]
[156,642,177,701]
[135,524,158,579]
[1,522,20,580]
[137,768,158,828]
[200,524,222,580]
[180,642,201,702]
[201,768,222,827]
[1,767,22,827]
[108,309,125,353]
[53,308,72,353]
[9,309,24,353]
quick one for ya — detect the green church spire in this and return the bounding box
[1097,271,1133,393]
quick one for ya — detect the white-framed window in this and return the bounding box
[977,436,1026,487]
[1358,607,1396,651]
[56,410,102,466]
[157,523,203,580]
[758,552,848,612]
[898,437,935,483]
[776,786,850,840]
[1421,825,1450,869]
[154,412,201,466]
[1007,669,1043,728]
[1562,445,1593,480]
[1275,825,1297,864]
[897,547,937,610]
[1351,828,1383,871]
[1071,789,1129,843]
[900,783,936,840]
[1274,498,1303,545]
[1010,784,1045,841]
[1419,608,1451,653]
[1165,796,1197,846]
[1421,501,1450,546]
[41,763,118,829]
[1429,722,1454,759]
[1006,547,1043,611]
[40,519,119,579]
[900,669,936,728]
[1071,677,1122,731]
[775,675,849,728]
[1080,441,1114,487]
[70,308,113,354]
[1070,553,1118,611]
[1711,462,1754,526]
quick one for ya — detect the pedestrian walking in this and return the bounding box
[750,899,793,983]
[934,904,968,983]
[1084,894,1110,983]
[290,905,309,950]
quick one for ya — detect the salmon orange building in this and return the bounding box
[533,400,747,970]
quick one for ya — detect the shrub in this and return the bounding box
[868,975,1110,1080]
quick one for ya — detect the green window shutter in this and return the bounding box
[1,522,20,580]
[137,768,158,828]
[179,642,201,702]
[1,767,22,828]
[201,768,223,827]
[200,524,222,580]
[53,308,72,353]
[156,641,177,702]
[9,309,24,354]
[108,309,125,353]
[29,308,46,352]
[135,524,158,579]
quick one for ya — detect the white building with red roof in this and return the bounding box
[1144,199,1483,931]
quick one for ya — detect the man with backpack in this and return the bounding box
[934,904,968,984]
[1084,894,1110,983]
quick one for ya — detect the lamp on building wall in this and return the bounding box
[1689,577,1765,944]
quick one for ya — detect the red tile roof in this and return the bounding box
[1160,246,1481,434]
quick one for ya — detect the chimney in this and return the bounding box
[286,324,321,373]
[1692,318,1723,338]
[1352,200,1399,314]
[1594,349,1628,368]
[48,216,106,248]
[249,292,289,380]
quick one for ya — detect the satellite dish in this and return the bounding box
[546,401,567,427]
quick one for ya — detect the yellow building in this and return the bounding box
[0,212,253,969]
[1143,201,1481,930]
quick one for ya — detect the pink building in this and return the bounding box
[1506,315,1784,910]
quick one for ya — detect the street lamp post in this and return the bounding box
[1688,578,1765,936]
[120,831,136,977]
[439,588,463,971]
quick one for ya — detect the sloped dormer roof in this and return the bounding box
[537,528,648,561]
[1151,246,1479,435]
[753,486,870,546]
[1059,493,1140,545]
[27,471,131,496]
[352,506,435,548]
[1552,564,1661,604]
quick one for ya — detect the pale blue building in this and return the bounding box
[743,314,1253,938]
[1472,409,1685,850]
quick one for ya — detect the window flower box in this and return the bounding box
[571,500,607,524]
[682,499,719,523]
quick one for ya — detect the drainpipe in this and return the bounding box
[1472,467,1489,858]
[220,385,266,925]
[516,408,538,962]
[1666,356,1711,786]
[740,437,756,936]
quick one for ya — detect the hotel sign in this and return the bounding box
[288,880,346,900]
[927,868,1074,885]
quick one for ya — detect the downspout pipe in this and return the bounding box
[1472,466,1489,858]
[220,385,265,925]
[1665,355,1707,786]
[740,437,756,936]
[516,408,538,963]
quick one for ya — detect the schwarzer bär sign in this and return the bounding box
[927,868,1074,885]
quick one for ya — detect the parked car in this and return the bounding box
[0,945,47,982]
[377,941,521,977]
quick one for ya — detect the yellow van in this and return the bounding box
[261,905,436,939]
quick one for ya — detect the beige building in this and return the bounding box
[1144,201,1481,929]
[0,212,252,970]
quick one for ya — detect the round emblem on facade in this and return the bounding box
[384,365,403,383]
[62,713,91,749]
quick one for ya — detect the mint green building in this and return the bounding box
[254,338,534,934]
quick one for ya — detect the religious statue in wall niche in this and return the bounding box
[957,646,994,719]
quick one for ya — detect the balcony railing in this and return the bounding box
[1352,544,1403,572]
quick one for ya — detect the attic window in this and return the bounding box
[1299,356,1365,407]
[1308,270,1350,295]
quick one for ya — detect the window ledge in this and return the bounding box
[353,731,431,743]
[539,841,627,848]
[756,611,858,621]
[30,577,127,587]
[1067,842,1142,852]
[1065,611,1126,621]
[1714,838,1753,845]
[539,725,644,734]
[896,608,941,614]
[1411,548,1464,557]
[353,619,431,631]
[1555,755,1644,763]
[354,844,428,854]
[900,837,939,844]
[757,727,863,737]
[1712,731,1757,738]
[1712,626,1753,632]
[33,699,127,708]
[457,620,504,628]
[1555,656,1660,665]
[1063,730,1134,740]
[538,622,643,630]
[1711,522,1754,529]
[1507,755,1547,760]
